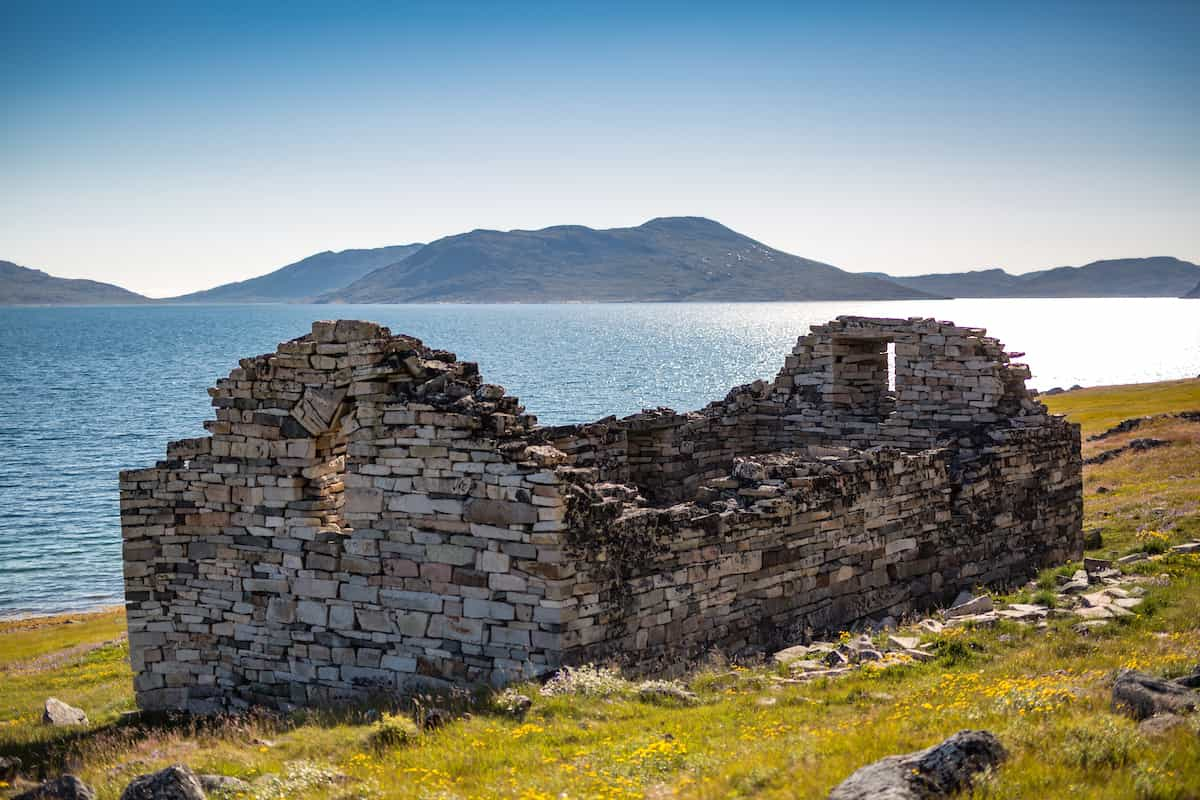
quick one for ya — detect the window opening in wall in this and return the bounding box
[887,341,897,393]
[831,335,896,419]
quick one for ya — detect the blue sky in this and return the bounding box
[2,1,1198,296]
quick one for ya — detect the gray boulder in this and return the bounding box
[13,775,96,800]
[119,765,206,800]
[42,698,87,726]
[1112,670,1200,720]
[828,730,1006,800]
[945,595,993,618]
[1138,714,1189,737]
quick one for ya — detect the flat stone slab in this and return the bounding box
[945,596,994,618]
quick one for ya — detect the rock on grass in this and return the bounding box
[1111,670,1200,721]
[13,775,96,800]
[119,764,206,800]
[42,698,87,726]
[827,730,1006,800]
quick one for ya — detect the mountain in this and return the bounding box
[880,257,1200,298]
[320,217,935,303]
[0,260,151,305]
[171,244,424,303]
[1184,280,1200,299]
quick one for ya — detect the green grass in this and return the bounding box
[2,381,1200,799]
[1042,377,1200,437]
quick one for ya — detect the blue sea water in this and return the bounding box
[1,299,1197,617]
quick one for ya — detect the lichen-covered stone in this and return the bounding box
[119,764,205,800]
[42,698,87,726]
[13,775,96,800]
[828,730,1006,799]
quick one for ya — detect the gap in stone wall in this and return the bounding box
[297,411,352,534]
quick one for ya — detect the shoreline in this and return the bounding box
[0,604,124,630]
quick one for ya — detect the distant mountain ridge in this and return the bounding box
[874,257,1200,298]
[170,244,424,303]
[322,217,934,303]
[0,260,150,305]
[5,223,1197,305]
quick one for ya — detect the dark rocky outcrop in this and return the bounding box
[13,775,96,800]
[827,730,1006,799]
[1111,670,1200,721]
[119,764,206,800]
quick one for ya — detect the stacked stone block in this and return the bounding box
[121,316,1082,712]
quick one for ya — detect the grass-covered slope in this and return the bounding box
[2,379,1199,799]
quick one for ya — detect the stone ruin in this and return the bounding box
[120,317,1082,712]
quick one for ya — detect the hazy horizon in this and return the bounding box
[3,1,1198,296]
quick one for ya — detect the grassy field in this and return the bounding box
[2,379,1199,800]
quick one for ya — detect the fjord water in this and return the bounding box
[1,299,1197,617]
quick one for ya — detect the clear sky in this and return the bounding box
[2,0,1198,296]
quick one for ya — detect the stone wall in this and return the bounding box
[120,316,1082,712]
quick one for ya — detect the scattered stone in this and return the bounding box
[1118,552,1148,565]
[887,635,920,651]
[1138,714,1189,737]
[945,595,993,618]
[42,698,87,726]
[1083,557,1112,574]
[119,765,206,800]
[1080,592,1111,608]
[950,589,974,607]
[420,707,450,731]
[854,649,884,663]
[824,649,850,667]
[1084,438,1169,465]
[198,775,250,795]
[1073,606,1113,620]
[945,611,997,628]
[1171,542,1200,555]
[13,776,97,800]
[1112,670,1200,721]
[772,645,812,666]
[637,681,699,706]
[1059,572,1091,594]
[1083,529,1104,549]
[496,692,532,717]
[827,729,1007,800]
[917,619,945,635]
